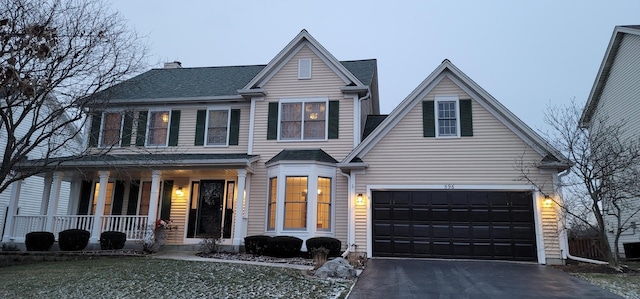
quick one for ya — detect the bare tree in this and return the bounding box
[516,99,640,269]
[0,0,147,193]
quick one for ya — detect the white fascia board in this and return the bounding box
[366,184,536,191]
[444,72,555,159]
[342,64,449,163]
[265,160,337,168]
[242,30,363,90]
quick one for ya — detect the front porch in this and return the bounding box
[9,215,149,242]
[4,154,259,248]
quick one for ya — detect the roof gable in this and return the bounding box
[242,30,368,90]
[343,59,568,168]
[580,25,640,127]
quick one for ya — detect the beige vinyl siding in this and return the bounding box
[354,76,560,258]
[333,171,348,250]
[166,178,189,245]
[591,33,640,256]
[97,104,251,155]
[246,44,355,242]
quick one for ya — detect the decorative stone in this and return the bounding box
[314,257,356,279]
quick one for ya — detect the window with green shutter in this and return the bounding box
[135,111,148,146]
[195,110,206,145]
[423,97,473,138]
[229,109,241,145]
[168,110,181,146]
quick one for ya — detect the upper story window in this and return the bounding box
[100,112,123,147]
[423,96,473,138]
[298,58,312,79]
[147,111,170,146]
[207,109,230,146]
[437,99,458,137]
[280,99,326,141]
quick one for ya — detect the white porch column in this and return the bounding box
[45,172,64,231]
[2,180,23,243]
[67,178,82,215]
[233,169,247,246]
[90,171,110,243]
[147,170,162,227]
[40,173,53,215]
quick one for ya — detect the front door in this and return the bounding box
[187,180,225,238]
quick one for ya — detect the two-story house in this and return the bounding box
[580,25,640,258]
[4,30,569,264]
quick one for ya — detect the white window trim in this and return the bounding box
[98,111,124,148]
[435,95,461,138]
[145,109,171,147]
[298,58,312,79]
[277,97,328,142]
[204,107,231,147]
[265,163,336,237]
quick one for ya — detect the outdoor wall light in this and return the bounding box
[356,193,364,205]
[175,187,184,196]
[543,195,553,207]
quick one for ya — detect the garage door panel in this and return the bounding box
[372,190,536,261]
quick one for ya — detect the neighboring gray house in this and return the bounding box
[0,98,82,241]
[580,25,640,258]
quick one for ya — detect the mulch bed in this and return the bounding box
[196,252,315,266]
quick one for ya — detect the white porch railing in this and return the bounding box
[12,215,47,238]
[100,215,149,240]
[10,215,149,241]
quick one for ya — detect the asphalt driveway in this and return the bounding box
[348,259,622,299]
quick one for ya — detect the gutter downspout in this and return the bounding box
[557,170,609,265]
[355,89,371,146]
[339,170,355,258]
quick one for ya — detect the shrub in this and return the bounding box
[25,231,55,251]
[305,237,341,257]
[100,231,127,250]
[244,235,271,255]
[58,229,90,251]
[266,236,303,258]
[311,246,329,269]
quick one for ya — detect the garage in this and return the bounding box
[372,190,537,261]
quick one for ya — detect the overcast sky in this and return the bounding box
[109,0,640,132]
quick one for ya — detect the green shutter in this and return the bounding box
[460,99,473,137]
[77,181,92,215]
[422,101,435,137]
[111,181,126,215]
[328,100,339,139]
[160,180,173,220]
[135,111,148,146]
[195,110,206,146]
[168,110,181,146]
[229,109,240,145]
[88,113,102,147]
[126,181,140,215]
[121,112,133,147]
[267,102,278,140]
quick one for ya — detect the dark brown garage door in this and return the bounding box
[372,190,537,261]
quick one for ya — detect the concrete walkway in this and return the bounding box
[151,251,314,271]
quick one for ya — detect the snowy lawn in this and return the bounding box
[0,257,354,298]
[573,273,640,299]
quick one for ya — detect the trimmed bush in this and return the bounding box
[100,231,127,250]
[306,237,341,257]
[266,236,303,258]
[244,235,271,255]
[58,229,90,251]
[25,231,55,251]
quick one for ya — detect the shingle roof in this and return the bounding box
[266,149,338,164]
[17,153,259,170]
[341,59,377,86]
[94,59,377,101]
[362,115,388,140]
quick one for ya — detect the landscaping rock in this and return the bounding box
[314,257,356,279]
